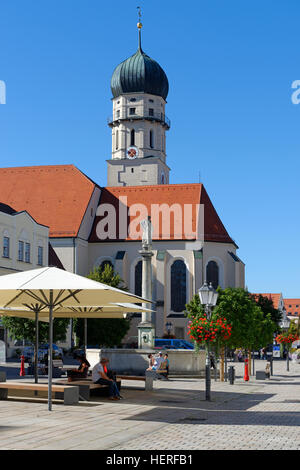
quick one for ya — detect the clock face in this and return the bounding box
[127,146,138,159]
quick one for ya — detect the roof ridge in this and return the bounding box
[105,183,203,190]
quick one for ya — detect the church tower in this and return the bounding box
[107,17,171,187]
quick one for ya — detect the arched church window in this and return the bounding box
[100,260,113,271]
[171,260,187,312]
[206,260,219,290]
[130,129,135,146]
[150,130,154,149]
[135,260,142,297]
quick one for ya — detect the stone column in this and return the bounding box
[138,217,155,349]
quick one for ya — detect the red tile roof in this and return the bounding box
[0,165,97,237]
[284,299,300,317]
[253,293,281,310]
[89,183,236,244]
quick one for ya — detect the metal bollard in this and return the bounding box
[228,365,235,385]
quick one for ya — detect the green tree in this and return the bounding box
[1,316,69,344]
[214,288,275,352]
[249,293,282,332]
[73,264,131,347]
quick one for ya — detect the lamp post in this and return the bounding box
[198,281,218,401]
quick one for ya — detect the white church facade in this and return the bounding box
[0,21,245,344]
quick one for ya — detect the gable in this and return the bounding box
[89,183,235,245]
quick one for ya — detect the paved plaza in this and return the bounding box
[0,359,300,450]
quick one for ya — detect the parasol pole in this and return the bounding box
[48,290,54,411]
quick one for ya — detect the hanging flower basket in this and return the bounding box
[188,316,232,346]
[275,333,299,345]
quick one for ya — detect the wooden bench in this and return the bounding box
[57,379,121,401]
[0,382,79,405]
[116,370,167,391]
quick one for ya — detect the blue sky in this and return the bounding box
[0,0,299,298]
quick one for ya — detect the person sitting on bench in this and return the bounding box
[67,355,90,382]
[92,358,122,401]
[161,353,170,380]
[102,357,117,381]
[146,353,155,371]
[153,352,164,370]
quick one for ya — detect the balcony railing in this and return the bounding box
[108,111,171,129]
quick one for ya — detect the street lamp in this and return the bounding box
[198,281,218,401]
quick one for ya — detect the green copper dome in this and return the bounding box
[111,45,169,101]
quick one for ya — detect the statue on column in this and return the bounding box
[141,216,153,250]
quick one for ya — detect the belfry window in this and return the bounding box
[171,260,187,312]
[149,108,154,117]
[150,130,154,149]
[206,260,219,290]
[116,130,119,150]
[129,108,136,115]
[130,129,135,146]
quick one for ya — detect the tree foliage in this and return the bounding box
[185,287,276,352]
[1,316,69,344]
[249,293,282,332]
[214,288,276,351]
[73,264,131,347]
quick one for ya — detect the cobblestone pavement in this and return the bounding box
[0,359,300,450]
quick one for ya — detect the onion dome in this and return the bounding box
[110,24,169,101]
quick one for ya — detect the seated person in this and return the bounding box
[160,353,170,379]
[153,352,164,370]
[102,357,117,381]
[146,353,155,371]
[67,355,90,382]
[92,358,122,400]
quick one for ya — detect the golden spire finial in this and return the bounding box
[137,6,143,51]
[137,6,142,29]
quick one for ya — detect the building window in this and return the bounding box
[3,236,9,258]
[135,260,142,297]
[116,109,120,118]
[25,242,31,263]
[171,260,187,312]
[100,260,113,271]
[206,260,219,290]
[130,129,135,146]
[130,98,136,102]
[38,246,43,266]
[129,108,136,115]
[116,130,119,150]
[150,130,154,149]
[175,327,184,339]
[18,241,24,261]
[149,108,154,116]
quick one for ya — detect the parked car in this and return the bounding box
[154,339,194,349]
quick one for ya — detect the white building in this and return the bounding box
[0,203,50,357]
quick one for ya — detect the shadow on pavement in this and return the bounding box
[120,405,300,426]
